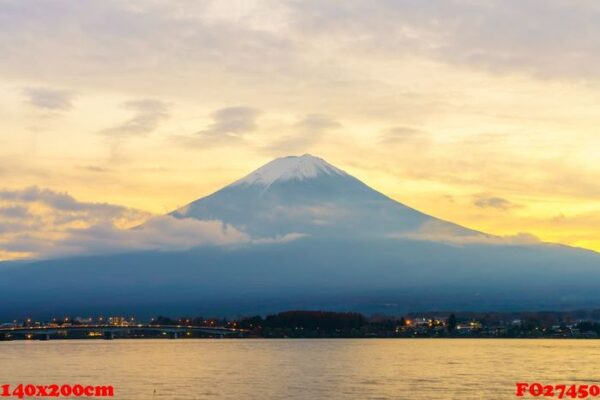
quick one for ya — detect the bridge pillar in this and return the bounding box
[103,331,114,340]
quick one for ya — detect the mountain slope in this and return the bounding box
[0,237,599,318]
[171,154,480,239]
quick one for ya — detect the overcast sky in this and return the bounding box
[1,0,600,259]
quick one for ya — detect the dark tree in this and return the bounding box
[239,315,264,329]
[447,314,457,332]
[151,316,176,325]
[264,311,366,331]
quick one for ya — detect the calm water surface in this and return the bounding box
[1,339,599,399]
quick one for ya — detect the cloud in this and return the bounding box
[380,126,429,145]
[22,87,74,110]
[0,206,29,219]
[473,195,519,211]
[266,114,341,154]
[79,165,112,173]
[296,114,341,132]
[0,186,305,260]
[0,1,297,99]
[287,0,600,81]
[0,216,250,258]
[360,130,600,201]
[249,232,307,245]
[101,99,169,137]
[0,186,139,218]
[173,106,261,147]
[201,106,261,138]
[390,220,540,246]
[1,0,600,122]
[49,217,251,257]
[0,187,150,251]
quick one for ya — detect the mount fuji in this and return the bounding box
[170,154,479,240]
[1,155,599,318]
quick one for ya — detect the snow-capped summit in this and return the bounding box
[171,154,478,239]
[232,154,347,187]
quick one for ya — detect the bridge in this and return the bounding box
[0,324,248,340]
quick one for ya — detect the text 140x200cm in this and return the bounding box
[0,384,114,398]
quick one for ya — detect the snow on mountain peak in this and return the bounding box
[232,154,347,187]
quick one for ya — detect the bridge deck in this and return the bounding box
[0,324,247,336]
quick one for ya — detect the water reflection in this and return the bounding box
[1,339,599,399]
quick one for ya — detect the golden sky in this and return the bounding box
[1,0,599,259]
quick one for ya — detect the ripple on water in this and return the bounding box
[0,339,598,399]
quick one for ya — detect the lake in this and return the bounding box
[1,339,599,399]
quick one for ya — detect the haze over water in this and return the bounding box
[1,339,599,399]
